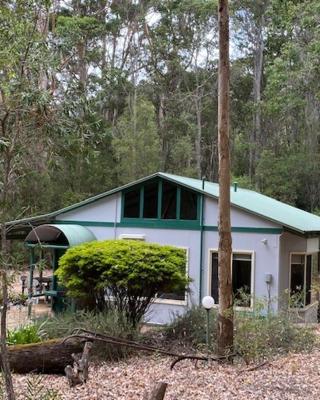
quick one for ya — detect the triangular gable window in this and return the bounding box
[122,179,199,221]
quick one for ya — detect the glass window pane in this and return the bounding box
[211,252,219,304]
[161,182,177,219]
[143,181,158,218]
[180,188,198,220]
[157,291,185,301]
[290,263,305,307]
[291,254,305,264]
[157,248,187,300]
[123,188,140,218]
[232,254,252,307]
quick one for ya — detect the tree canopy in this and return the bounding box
[1,0,320,219]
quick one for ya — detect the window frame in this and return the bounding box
[121,179,200,224]
[153,246,189,306]
[289,252,315,309]
[207,248,255,310]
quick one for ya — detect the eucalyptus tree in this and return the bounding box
[217,0,233,355]
[0,1,58,398]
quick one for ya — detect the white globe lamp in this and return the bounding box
[202,295,215,310]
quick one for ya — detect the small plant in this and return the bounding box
[7,324,43,345]
[164,306,217,350]
[24,374,61,400]
[8,292,28,306]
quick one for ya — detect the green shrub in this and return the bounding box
[7,324,43,345]
[234,312,317,364]
[164,306,217,350]
[56,240,188,327]
[164,305,318,363]
[33,309,137,360]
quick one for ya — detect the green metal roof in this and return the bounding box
[160,173,320,234]
[6,172,320,235]
[49,224,96,247]
[25,224,96,247]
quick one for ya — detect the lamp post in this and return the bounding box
[202,295,215,359]
[20,275,27,295]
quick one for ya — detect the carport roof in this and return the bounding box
[24,224,96,247]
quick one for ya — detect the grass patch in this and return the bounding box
[164,306,318,363]
[7,324,43,345]
[33,309,137,360]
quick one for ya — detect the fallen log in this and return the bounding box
[3,339,85,374]
[64,329,237,368]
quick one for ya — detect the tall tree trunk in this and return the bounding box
[217,0,233,356]
[195,84,203,179]
[249,13,265,182]
[0,224,16,400]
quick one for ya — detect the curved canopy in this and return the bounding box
[25,224,96,247]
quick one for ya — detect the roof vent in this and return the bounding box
[233,182,238,192]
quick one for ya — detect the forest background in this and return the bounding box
[1,0,320,222]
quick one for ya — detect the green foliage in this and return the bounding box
[164,306,217,349]
[33,309,136,360]
[7,324,42,345]
[234,312,317,364]
[165,305,318,363]
[56,240,188,326]
[112,97,160,183]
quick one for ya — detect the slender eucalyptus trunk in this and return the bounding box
[217,0,233,356]
[195,85,203,179]
[0,224,16,400]
[249,13,265,182]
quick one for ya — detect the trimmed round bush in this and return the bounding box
[56,240,188,326]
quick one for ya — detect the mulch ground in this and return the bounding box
[13,349,320,399]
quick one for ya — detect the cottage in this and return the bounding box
[6,172,320,323]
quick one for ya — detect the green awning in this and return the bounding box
[24,224,96,247]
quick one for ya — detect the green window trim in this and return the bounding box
[121,178,200,223]
[53,219,283,234]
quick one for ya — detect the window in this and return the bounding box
[143,181,158,218]
[156,248,188,303]
[210,251,253,307]
[180,188,198,220]
[161,181,177,219]
[123,188,140,218]
[232,253,252,307]
[290,253,312,307]
[122,180,199,221]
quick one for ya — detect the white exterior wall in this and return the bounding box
[204,197,280,228]
[57,193,121,223]
[203,231,281,311]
